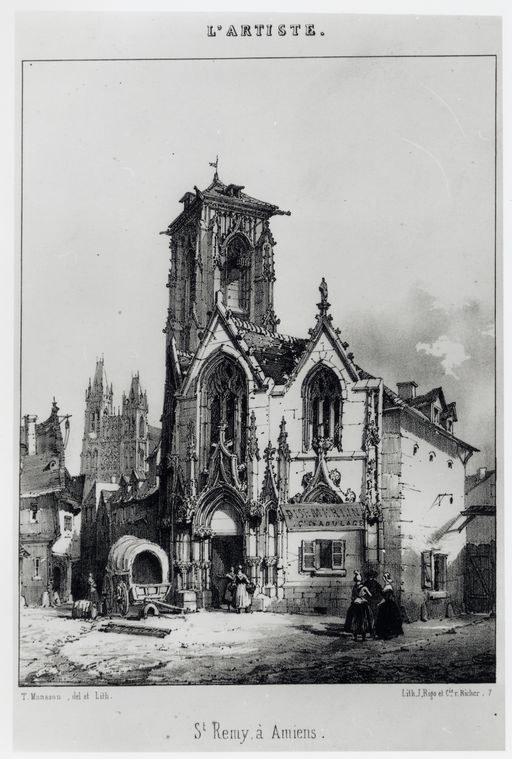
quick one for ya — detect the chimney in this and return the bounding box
[23,415,38,455]
[478,467,487,480]
[396,381,418,401]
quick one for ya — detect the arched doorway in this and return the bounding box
[52,565,62,596]
[210,503,243,608]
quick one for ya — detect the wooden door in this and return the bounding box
[465,542,495,613]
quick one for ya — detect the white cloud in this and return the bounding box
[416,335,471,379]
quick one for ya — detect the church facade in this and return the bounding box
[80,358,158,486]
[159,172,477,621]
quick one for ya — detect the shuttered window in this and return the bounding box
[332,540,345,569]
[302,541,316,571]
[421,551,433,588]
[422,551,448,590]
[301,539,346,572]
[434,554,447,591]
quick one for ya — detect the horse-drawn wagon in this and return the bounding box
[102,535,177,618]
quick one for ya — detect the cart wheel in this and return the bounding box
[116,581,130,617]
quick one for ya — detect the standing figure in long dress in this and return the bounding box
[87,573,99,605]
[223,566,236,610]
[375,572,404,639]
[234,565,252,614]
[344,570,375,641]
[364,569,384,622]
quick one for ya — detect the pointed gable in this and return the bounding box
[177,292,272,397]
[282,281,361,393]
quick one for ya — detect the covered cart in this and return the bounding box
[103,535,174,618]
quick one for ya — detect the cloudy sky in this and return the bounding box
[21,53,496,473]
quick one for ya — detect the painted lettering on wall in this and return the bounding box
[283,503,364,531]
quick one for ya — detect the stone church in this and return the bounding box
[159,170,477,621]
[80,358,158,486]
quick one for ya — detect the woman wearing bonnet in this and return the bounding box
[344,570,375,641]
[375,571,404,639]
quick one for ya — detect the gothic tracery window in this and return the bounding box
[221,235,249,313]
[303,366,343,451]
[203,357,247,462]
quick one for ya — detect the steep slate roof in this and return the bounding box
[381,383,477,452]
[200,176,285,214]
[20,453,63,497]
[166,174,290,234]
[408,387,445,408]
[465,469,495,495]
[231,316,308,384]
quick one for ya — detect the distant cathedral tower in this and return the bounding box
[120,373,149,476]
[161,168,290,353]
[80,359,149,484]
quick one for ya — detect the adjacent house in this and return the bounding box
[19,401,84,605]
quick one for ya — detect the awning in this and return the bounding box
[106,535,169,580]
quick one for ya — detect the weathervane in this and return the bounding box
[209,155,219,180]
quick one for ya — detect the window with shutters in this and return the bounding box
[422,550,448,594]
[433,553,447,591]
[301,539,346,575]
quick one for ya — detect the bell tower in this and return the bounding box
[80,357,114,479]
[161,167,290,353]
[121,373,149,474]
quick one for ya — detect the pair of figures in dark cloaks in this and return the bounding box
[344,570,403,641]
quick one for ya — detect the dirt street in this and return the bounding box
[19,606,495,686]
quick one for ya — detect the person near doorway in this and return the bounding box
[343,570,374,641]
[375,572,404,639]
[223,566,236,610]
[87,572,100,607]
[234,565,252,613]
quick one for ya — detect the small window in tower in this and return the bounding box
[222,236,249,313]
[30,503,38,523]
[64,515,72,532]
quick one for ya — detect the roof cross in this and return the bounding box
[209,155,219,180]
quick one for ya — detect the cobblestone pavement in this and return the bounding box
[19,606,495,686]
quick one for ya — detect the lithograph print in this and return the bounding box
[14,11,504,752]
